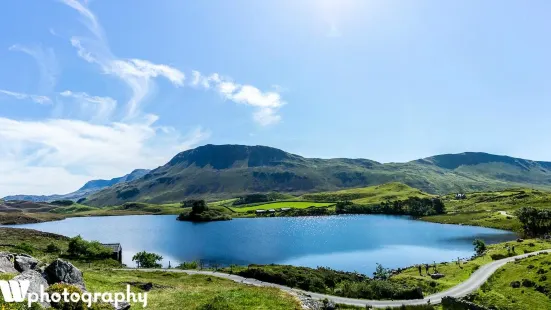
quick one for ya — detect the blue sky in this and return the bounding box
[0,0,550,196]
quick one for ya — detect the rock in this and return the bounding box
[14,255,39,272]
[44,259,86,289]
[0,255,18,274]
[510,281,521,288]
[322,299,336,310]
[517,238,524,242]
[111,301,131,310]
[13,270,50,308]
[430,273,445,279]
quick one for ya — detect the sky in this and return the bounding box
[0,0,550,196]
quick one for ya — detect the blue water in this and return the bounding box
[12,215,516,274]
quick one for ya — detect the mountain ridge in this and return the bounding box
[83,144,551,207]
[2,169,151,203]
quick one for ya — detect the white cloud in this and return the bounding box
[9,44,59,92]
[0,117,209,196]
[59,90,117,122]
[191,71,285,126]
[62,1,185,119]
[0,89,52,104]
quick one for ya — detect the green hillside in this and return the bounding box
[300,182,433,203]
[84,145,551,207]
[423,188,551,231]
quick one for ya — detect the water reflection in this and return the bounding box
[12,214,516,274]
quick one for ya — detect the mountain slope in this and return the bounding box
[3,169,150,202]
[84,145,551,207]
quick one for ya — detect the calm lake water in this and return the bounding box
[12,215,516,274]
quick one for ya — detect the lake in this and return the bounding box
[12,214,516,274]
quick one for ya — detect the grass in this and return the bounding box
[300,182,433,204]
[0,227,301,310]
[391,238,551,295]
[422,188,551,232]
[231,201,334,213]
[84,270,301,310]
[469,251,551,310]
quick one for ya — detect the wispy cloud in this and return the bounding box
[0,89,52,104]
[9,44,59,92]
[191,71,285,126]
[0,117,209,195]
[61,0,185,119]
[59,90,117,122]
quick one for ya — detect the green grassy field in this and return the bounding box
[300,182,433,204]
[85,270,301,310]
[392,239,551,295]
[0,227,301,310]
[470,252,551,310]
[231,201,334,213]
[422,188,551,232]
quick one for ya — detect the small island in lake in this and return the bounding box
[177,199,232,222]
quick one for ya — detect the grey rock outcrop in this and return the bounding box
[44,259,86,290]
[0,253,18,273]
[13,270,51,308]
[15,255,39,272]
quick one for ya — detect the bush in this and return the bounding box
[47,283,85,310]
[132,251,163,268]
[46,243,62,253]
[178,209,231,222]
[15,242,34,255]
[179,261,199,269]
[473,239,486,255]
[67,236,112,259]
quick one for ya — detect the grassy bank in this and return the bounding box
[421,188,551,232]
[469,251,551,310]
[391,238,551,295]
[0,227,301,310]
[85,270,301,310]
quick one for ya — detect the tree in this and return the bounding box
[132,251,163,268]
[473,239,486,255]
[67,235,111,259]
[373,263,391,280]
[182,199,208,213]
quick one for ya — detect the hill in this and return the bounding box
[2,169,150,203]
[84,145,551,207]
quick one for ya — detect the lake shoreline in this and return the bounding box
[0,209,521,235]
[6,214,518,275]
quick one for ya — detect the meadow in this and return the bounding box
[230,201,334,213]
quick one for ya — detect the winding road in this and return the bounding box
[117,249,551,308]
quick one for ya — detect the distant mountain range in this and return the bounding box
[2,169,150,203]
[80,144,551,207]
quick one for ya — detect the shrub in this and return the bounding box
[47,283,85,310]
[178,209,231,222]
[46,243,62,253]
[132,251,163,268]
[67,236,112,259]
[179,261,199,269]
[473,239,486,255]
[15,242,34,254]
[522,279,536,287]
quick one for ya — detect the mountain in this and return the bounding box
[2,169,150,203]
[84,145,551,207]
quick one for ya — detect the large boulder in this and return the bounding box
[44,259,86,289]
[13,270,50,308]
[14,255,39,272]
[0,253,18,274]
